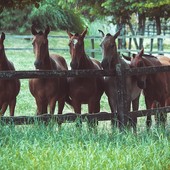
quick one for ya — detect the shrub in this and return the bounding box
[0,1,84,33]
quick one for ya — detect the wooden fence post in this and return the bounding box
[91,38,95,58]
[128,38,132,57]
[116,64,128,129]
[150,38,154,55]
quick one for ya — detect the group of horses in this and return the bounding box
[0,26,169,129]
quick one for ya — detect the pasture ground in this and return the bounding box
[0,32,170,170]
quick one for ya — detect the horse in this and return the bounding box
[67,27,104,118]
[98,29,142,130]
[128,48,169,128]
[29,26,69,116]
[0,32,20,116]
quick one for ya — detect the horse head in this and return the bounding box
[99,29,121,70]
[31,25,50,69]
[67,27,87,69]
[130,48,146,89]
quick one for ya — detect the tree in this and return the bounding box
[57,0,170,50]
[0,0,41,12]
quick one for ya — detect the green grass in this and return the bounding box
[0,123,169,170]
[1,31,170,170]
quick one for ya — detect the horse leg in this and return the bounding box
[57,98,65,128]
[49,99,57,115]
[131,95,140,133]
[35,99,48,115]
[9,98,17,116]
[106,95,117,128]
[0,103,8,116]
[72,100,82,127]
[88,100,100,128]
[155,101,167,129]
[145,97,152,130]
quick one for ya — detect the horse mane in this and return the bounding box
[142,54,157,58]
[38,31,43,35]
[74,33,79,36]
[106,33,111,36]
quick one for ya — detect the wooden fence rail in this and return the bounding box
[1,65,170,125]
[5,35,170,56]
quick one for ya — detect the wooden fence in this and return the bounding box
[1,65,170,126]
[5,34,170,58]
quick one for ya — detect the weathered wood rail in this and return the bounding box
[1,65,170,125]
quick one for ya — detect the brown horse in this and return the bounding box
[29,26,68,115]
[67,27,104,115]
[129,49,170,128]
[99,29,142,130]
[0,32,20,116]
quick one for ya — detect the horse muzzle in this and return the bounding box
[34,60,42,70]
[101,59,109,69]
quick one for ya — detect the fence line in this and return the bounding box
[0,65,170,125]
[5,35,170,57]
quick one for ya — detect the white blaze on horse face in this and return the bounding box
[72,39,78,48]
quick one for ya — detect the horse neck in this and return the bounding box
[42,46,55,70]
[110,51,120,69]
[79,53,94,69]
[0,50,10,70]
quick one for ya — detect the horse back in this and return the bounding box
[50,54,68,70]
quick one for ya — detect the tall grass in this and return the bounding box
[1,31,170,170]
[0,123,169,170]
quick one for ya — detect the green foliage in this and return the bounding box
[30,1,84,32]
[0,0,84,33]
[0,0,41,12]
[0,7,32,33]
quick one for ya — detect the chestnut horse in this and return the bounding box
[99,29,142,130]
[67,28,104,115]
[129,49,170,128]
[0,32,20,116]
[29,26,68,115]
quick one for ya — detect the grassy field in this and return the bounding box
[0,31,170,170]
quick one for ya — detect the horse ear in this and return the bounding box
[67,30,73,38]
[132,54,136,58]
[1,32,5,41]
[98,30,105,37]
[122,54,131,61]
[31,25,38,35]
[81,27,88,39]
[113,28,122,39]
[45,25,50,36]
[138,48,144,57]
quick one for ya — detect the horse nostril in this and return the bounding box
[34,60,42,69]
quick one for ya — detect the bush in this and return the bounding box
[0,1,84,33]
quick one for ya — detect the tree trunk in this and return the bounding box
[155,16,163,54]
[116,22,126,50]
[127,21,139,49]
[138,13,146,49]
